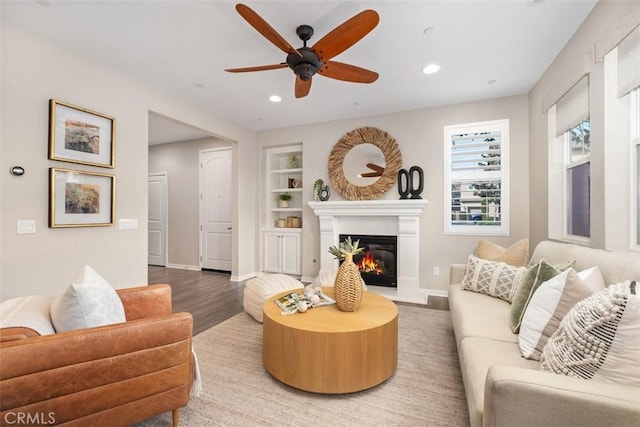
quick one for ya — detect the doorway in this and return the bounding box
[200,148,232,271]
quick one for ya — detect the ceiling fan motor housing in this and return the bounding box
[287,47,323,81]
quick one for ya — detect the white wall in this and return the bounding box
[0,21,257,300]
[257,94,530,292]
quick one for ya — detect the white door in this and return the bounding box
[200,149,232,271]
[148,173,168,266]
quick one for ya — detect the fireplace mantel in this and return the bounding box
[308,199,428,304]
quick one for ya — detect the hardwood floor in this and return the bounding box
[148,266,244,336]
[150,265,449,336]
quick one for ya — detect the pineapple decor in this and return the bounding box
[329,236,365,312]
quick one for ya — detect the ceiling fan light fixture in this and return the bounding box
[422,64,440,75]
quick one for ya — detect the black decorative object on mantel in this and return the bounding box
[398,169,410,199]
[319,185,331,201]
[398,166,424,199]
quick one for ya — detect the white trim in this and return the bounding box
[166,263,201,271]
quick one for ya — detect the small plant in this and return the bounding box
[312,178,324,202]
[278,193,292,201]
[328,236,364,259]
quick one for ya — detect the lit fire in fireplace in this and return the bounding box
[356,251,384,275]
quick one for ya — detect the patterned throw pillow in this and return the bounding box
[519,266,606,360]
[474,238,530,267]
[50,266,126,333]
[509,259,575,333]
[540,281,640,387]
[461,255,527,303]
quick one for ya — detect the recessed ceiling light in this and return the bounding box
[423,27,435,36]
[194,83,204,89]
[269,95,282,103]
[488,80,497,85]
[422,64,440,75]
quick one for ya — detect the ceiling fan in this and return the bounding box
[225,3,379,98]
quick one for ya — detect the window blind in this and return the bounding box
[555,75,589,137]
[618,24,640,98]
[450,131,502,173]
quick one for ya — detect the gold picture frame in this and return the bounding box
[49,168,115,228]
[49,99,115,168]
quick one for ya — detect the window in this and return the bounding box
[548,75,590,242]
[444,119,509,235]
[632,88,640,249]
[564,119,591,238]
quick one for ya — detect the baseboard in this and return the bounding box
[426,289,448,298]
[231,272,258,283]
[165,263,201,271]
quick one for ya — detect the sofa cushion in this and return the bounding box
[449,284,517,349]
[509,259,575,333]
[474,238,530,267]
[461,255,527,303]
[540,280,640,386]
[458,337,539,427]
[519,266,606,360]
[50,266,126,332]
[0,295,55,336]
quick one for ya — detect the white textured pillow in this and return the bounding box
[461,255,527,303]
[540,280,640,386]
[50,266,126,333]
[519,266,606,360]
[0,295,56,335]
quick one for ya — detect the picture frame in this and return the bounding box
[49,99,115,168]
[49,168,115,228]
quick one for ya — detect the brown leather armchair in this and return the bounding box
[0,284,193,427]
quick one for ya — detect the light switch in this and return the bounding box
[119,219,138,230]
[17,220,36,234]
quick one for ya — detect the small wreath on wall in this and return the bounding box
[328,127,402,200]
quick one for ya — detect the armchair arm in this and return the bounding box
[117,284,173,320]
[483,365,640,427]
[449,264,467,285]
[0,312,193,425]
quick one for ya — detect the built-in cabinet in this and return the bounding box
[261,145,303,276]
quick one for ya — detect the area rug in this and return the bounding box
[134,304,469,427]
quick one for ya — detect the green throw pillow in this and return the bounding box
[509,259,575,333]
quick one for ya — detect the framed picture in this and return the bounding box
[49,99,115,168]
[49,168,115,228]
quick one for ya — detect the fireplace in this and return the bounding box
[339,234,397,288]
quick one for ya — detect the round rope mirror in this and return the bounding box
[328,127,402,200]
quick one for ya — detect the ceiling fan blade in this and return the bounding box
[225,63,287,73]
[311,9,379,61]
[295,76,312,98]
[360,172,382,178]
[318,61,378,83]
[366,163,385,173]
[235,4,302,57]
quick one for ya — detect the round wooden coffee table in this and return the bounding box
[262,288,398,394]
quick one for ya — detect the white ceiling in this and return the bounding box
[3,0,598,144]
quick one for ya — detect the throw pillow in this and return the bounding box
[50,266,126,333]
[474,238,530,267]
[519,266,606,360]
[509,259,575,333]
[540,280,640,387]
[461,255,527,303]
[0,295,56,335]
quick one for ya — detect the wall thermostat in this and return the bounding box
[10,166,25,176]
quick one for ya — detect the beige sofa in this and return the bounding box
[449,240,640,427]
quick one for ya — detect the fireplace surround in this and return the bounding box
[309,199,428,304]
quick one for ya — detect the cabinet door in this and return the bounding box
[280,233,301,275]
[263,232,281,273]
